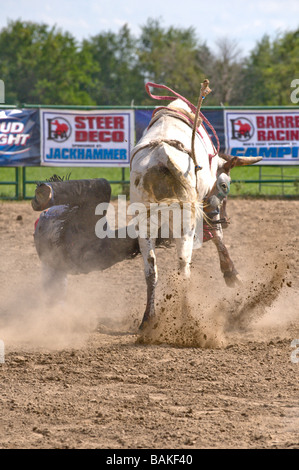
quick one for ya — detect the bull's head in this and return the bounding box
[205,154,262,221]
[216,153,262,197]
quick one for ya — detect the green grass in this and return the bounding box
[0,165,299,200]
[0,166,130,199]
[230,166,299,197]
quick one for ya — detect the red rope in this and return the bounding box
[145,82,220,155]
[150,105,205,140]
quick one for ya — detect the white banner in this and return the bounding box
[40,109,134,166]
[225,110,299,165]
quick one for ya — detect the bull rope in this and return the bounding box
[145,81,220,159]
[144,80,220,197]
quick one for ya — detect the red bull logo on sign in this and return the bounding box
[230,117,254,141]
[47,117,72,142]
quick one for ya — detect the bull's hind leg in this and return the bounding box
[175,205,196,279]
[175,228,195,279]
[139,237,158,329]
[173,227,195,315]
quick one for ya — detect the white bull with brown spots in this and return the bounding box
[130,82,262,330]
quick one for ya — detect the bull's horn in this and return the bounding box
[235,156,263,166]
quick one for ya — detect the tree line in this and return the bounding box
[0,18,298,107]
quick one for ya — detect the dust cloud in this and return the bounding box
[0,210,297,353]
[137,254,297,348]
[0,272,100,351]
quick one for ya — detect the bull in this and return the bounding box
[130,81,262,330]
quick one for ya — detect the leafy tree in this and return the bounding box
[82,24,145,105]
[206,38,245,106]
[0,19,96,105]
[0,18,298,107]
[243,29,299,105]
[137,18,209,105]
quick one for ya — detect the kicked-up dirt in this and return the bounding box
[0,198,298,449]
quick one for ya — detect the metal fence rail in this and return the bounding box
[0,165,299,200]
[0,168,20,199]
[1,103,299,199]
[21,167,129,199]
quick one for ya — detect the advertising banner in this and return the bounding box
[40,109,134,167]
[0,109,40,166]
[225,109,299,165]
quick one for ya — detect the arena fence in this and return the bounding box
[1,165,298,200]
[0,104,299,199]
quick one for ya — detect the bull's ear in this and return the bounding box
[235,156,263,166]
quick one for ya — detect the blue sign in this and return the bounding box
[134,108,225,152]
[0,109,40,166]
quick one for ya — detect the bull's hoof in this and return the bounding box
[138,315,156,331]
[224,271,243,288]
[139,319,150,331]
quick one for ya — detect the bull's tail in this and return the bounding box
[132,196,204,249]
[131,141,206,245]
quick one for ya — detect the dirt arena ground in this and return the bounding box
[0,197,298,449]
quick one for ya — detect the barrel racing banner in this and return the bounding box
[225,110,299,165]
[0,109,40,166]
[40,109,134,167]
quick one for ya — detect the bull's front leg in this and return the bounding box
[138,237,158,330]
[220,197,229,229]
[212,226,242,287]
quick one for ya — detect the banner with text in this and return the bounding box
[0,109,40,166]
[40,109,134,166]
[225,110,299,165]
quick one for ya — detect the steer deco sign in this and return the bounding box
[225,110,299,165]
[40,109,134,167]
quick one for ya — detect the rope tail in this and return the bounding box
[191,79,212,172]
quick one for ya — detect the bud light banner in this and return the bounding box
[225,110,299,165]
[40,109,134,167]
[0,109,40,166]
